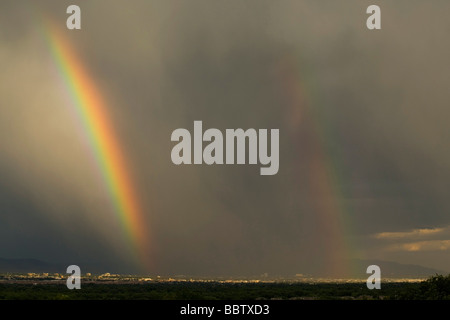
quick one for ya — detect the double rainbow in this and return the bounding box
[43,22,151,271]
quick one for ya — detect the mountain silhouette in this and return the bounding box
[0,258,66,273]
[0,257,447,279]
[352,259,448,279]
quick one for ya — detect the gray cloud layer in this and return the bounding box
[1,0,450,276]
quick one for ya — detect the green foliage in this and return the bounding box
[1,274,450,300]
[418,274,450,300]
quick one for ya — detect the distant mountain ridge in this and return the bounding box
[0,258,66,273]
[0,257,447,278]
[352,259,447,279]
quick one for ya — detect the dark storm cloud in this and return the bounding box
[1,0,450,276]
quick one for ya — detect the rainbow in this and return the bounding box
[42,22,152,271]
[277,54,357,278]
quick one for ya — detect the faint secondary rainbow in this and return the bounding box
[42,22,151,271]
[277,54,357,278]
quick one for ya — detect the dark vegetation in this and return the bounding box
[1,274,450,300]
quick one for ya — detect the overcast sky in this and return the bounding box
[1,0,450,277]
